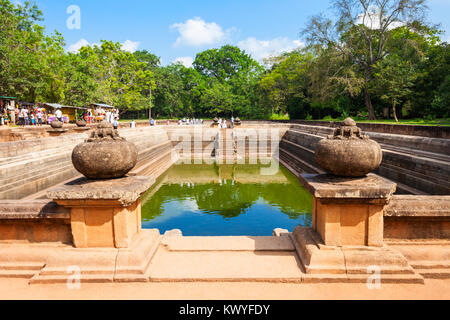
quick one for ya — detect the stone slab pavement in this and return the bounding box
[0,278,449,300]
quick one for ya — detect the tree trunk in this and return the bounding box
[392,100,399,123]
[364,87,376,120]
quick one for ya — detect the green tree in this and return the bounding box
[302,0,428,119]
[374,55,417,122]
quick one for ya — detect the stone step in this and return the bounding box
[0,263,44,271]
[0,161,75,194]
[0,270,39,279]
[0,165,78,200]
[378,161,449,192]
[0,145,71,167]
[0,153,72,186]
[414,268,450,279]
[381,151,450,188]
[377,163,449,195]
[30,274,114,284]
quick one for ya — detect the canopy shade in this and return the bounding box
[89,103,116,109]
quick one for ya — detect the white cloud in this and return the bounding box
[67,39,139,53]
[67,38,90,53]
[121,40,140,53]
[356,7,404,30]
[170,17,227,47]
[237,37,304,62]
[174,57,194,68]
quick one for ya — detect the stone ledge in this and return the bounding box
[298,173,397,204]
[385,195,450,217]
[47,176,155,207]
[0,200,70,220]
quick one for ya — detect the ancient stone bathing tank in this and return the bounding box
[315,117,383,177]
[72,120,138,179]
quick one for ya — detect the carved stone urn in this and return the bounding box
[50,119,63,129]
[315,118,382,177]
[76,120,87,127]
[234,117,242,126]
[72,121,138,179]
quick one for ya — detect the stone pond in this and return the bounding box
[0,119,448,284]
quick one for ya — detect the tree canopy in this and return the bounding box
[0,0,448,121]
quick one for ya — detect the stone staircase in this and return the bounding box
[281,124,450,195]
[0,127,172,200]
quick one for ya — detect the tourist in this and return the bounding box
[166,120,170,125]
[23,108,29,126]
[55,108,63,122]
[18,108,24,127]
[106,110,112,123]
[113,118,119,130]
[223,119,227,129]
[130,120,136,128]
[30,113,36,126]
[150,118,155,126]
[37,109,42,126]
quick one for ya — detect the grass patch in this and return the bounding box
[313,117,450,127]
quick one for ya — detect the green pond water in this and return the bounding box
[141,162,313,236]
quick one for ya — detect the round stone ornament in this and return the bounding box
[315,118,383,177]
[72,121,138,179]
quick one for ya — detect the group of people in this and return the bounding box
[81,108,120,125]
[17,106,47,126]
[178,118,204,126]
[0,101,50,127]
[217,117,237,129]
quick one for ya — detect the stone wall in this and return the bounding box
[275,120,450,139]
[384,195,450,240]
[1,195,448,245]
[0,200,71,244]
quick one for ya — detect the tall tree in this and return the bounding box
[302,0,428,119]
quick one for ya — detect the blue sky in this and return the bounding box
[32,0,450,67]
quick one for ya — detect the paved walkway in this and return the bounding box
[1,278,449,300]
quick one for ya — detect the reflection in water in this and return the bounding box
[141,163,313,236]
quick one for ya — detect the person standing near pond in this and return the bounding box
[150,118,155,126]
[113,118,119,130]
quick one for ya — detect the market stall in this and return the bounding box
[0,96,16,126]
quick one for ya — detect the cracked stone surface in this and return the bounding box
[47,176,155,206]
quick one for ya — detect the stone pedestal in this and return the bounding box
[292,174,424,283]
[47,176,155,248]
[27,176,162,284]
[73,127,90,133]
[300,174,396,247]
[46,129,68,137]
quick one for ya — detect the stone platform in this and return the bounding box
[1,231,446,284]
